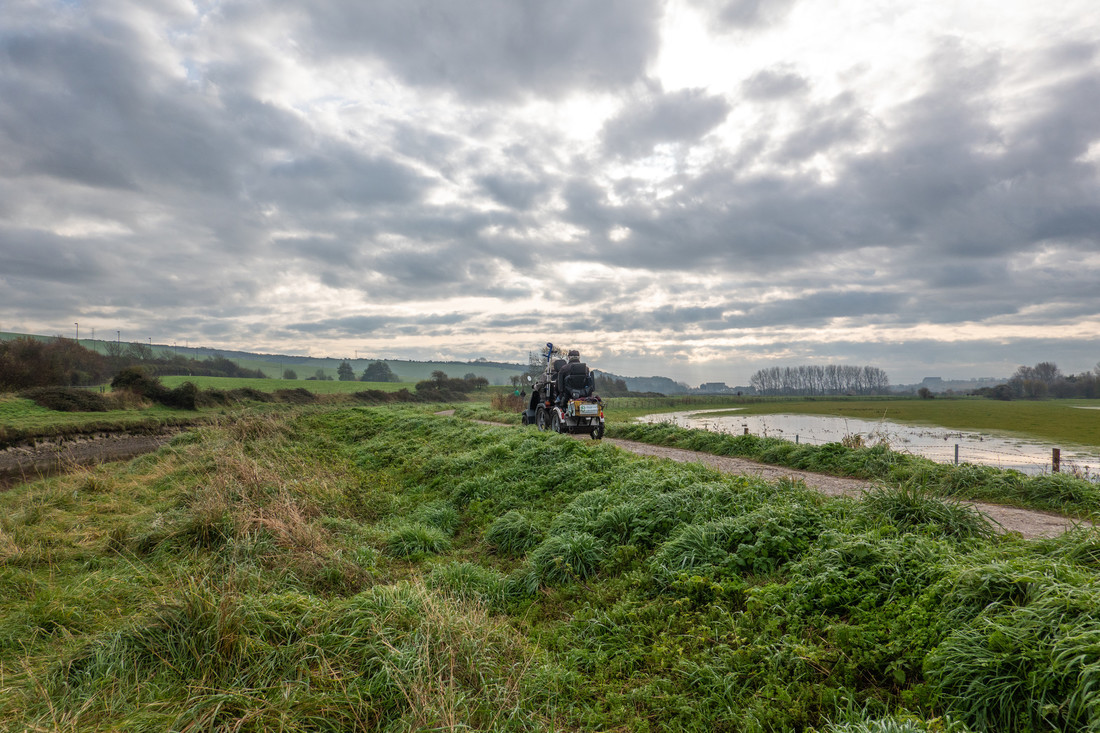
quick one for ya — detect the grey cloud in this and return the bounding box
[602,87,732,157]
[286,312,467,337]
[741,67,810,100]
[262,150,430,211]
[777,95,869,161]
[691,0,799,30]
[477,173,549,210]
[0,227,109,283]
[287,0,662,100]
[0,25,249,196]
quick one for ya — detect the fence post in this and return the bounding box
[955,444,959,465]
[743,427,748,435]
[1053,448,1061,473]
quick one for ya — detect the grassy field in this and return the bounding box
[708,398,1100,448]
[158,375,417,394]
[469,394,1100,448]
[1,405,1098,731]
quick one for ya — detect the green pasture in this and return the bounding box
[587,395,1100,448]
[1,406,1098,731]
[690,398,1100,448]
[158,375,414,394]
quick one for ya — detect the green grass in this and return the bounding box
[159,375,416,394]
[722,398,1100,448]
[3,405,1099,731]
[0,393,204,448]
[463,394,1100,448]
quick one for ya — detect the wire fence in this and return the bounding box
[643,413,1100,483]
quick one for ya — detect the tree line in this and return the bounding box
[0,336,265,392]
[975,361,1100,400]
[749,364,891,396]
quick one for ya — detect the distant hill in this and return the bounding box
[0,332,526,386]
[1,331,695,391]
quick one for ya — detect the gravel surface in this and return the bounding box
[604,437,1088,539]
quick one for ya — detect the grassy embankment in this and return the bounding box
[1,406,1099,731]
[456,396,1100,519]
[1,377,495,448]
[0,393,204,448]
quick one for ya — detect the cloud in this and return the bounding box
[741,67,810,100]
[477,172,549,211]
[602,86,732,157]
[2,0,1099,386]
[285,0,663,100]
[691,0,799,30]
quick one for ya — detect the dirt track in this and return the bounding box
[0,433,177,489]
[602,437,1087,539]
[441,411,1090,539]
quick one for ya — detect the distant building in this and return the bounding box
[698,381,731,393]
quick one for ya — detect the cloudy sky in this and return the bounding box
[2,0,1099,386]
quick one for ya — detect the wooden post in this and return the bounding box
[955,444,959,465]
[1053,448,1061,473]
[743,427,749,435]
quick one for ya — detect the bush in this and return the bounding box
[19,387,109,412]
[161,382,199,410]
[272,388,316,404]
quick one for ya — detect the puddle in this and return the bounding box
[638,411,1100,480]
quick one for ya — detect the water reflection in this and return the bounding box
[637,409,1100,480]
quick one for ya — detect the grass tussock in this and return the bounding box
[2,405,1099,731]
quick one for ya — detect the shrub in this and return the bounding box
[161,381,198,410]
[19,387,108,412]
[272,388,316,404]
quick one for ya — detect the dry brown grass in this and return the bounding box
[491,392,525,412]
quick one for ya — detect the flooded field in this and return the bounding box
[638,409,1100,479]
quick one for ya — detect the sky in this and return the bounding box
[2,0,1099,387]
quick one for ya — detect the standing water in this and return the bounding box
[637,409,1100,480]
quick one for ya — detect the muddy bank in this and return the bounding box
[0,431,180,489]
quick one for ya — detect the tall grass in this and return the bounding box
[2,405,1099,731]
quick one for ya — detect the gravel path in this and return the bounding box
[604,437,1086,539]
[439,411,1090,539]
